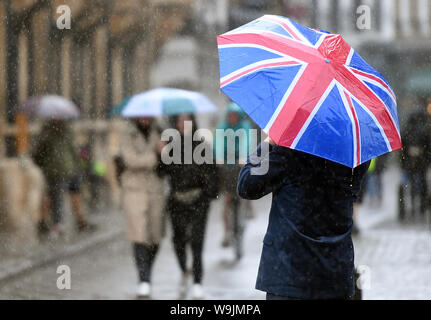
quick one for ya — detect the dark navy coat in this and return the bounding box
[237,142,369,299]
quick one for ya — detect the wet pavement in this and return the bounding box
[0,196,270,300]
[1,166,431,299]
[354,165,431,299]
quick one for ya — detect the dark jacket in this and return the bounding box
[400,110,431,173]
[32,123,79,182]
[159,139,219,205]
[237,142,369,299]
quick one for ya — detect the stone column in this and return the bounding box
[330,0,339,33]
[132,41,151,93]
[399,0,412,37]
[317,0,331,32]
[339,0,353,34]
[94,25,109,118]
[410,0,420,34]
[111,46,124,106]
[81,41,94,118]
[17,30,29,104]
[16,29,30,155]
[429,0,431,36]
[418,0,430,37]
[381,0,396,40]
[32,8,51,95]
[61,36,72,99]
[122,46,133,98]
[0,1,7,157]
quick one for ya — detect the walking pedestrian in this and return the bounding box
[214,102,254,260]
[116,117,165,298]
[67,174,96,232]
[32,120,94,238]
[159,113,218,299]
[237,137,370,300]
[399,105,431,220]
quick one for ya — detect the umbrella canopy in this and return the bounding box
[121,88,217,118]
[110,97,131,117]
[217,15,402,168]
[18,95,80,120]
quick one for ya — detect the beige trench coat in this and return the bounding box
[118,125,164,245]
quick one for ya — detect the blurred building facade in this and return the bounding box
[0,0,192,235]
[0,0,193,158]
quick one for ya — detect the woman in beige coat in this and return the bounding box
[117,117,164,298]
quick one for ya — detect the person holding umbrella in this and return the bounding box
[238,137,370,299]
[28,96,94,237]
[120,87,218,298]
[214,102,254,260]
[32,119,94,237]
[218,15,402,299]
[115,116,165,298]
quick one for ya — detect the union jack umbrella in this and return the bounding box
[217,15,402,168]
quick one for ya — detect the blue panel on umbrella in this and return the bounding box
[351,98,390,163]
[218,47,283,78]
[363,81,400,132]
[218,16,401,166]
[222,64,303,129]
[232,19,295,39]
[163,97,196,115]
[287,18,324,46]
[348,51,390,87]
[295,86,354,167]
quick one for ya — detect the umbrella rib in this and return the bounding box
[336,66,401,147]
[220,59,302,88]
[337,82,392,153]
[290,80,337,149]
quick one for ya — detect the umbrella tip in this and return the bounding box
[325,58,331,63]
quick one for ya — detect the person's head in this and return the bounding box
[426,95,431,116]
[227,111,240,126]
[226,103,243,126]
[172,113,196,137]
[135,116,153,129]
[45,119,67,134]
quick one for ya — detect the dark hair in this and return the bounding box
[134,118,153,140]
[170,113,199,136]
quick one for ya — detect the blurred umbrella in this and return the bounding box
[218,14,402,168]
[110,97,131,117]
[18,95,80,120]
[121,88,217,118]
